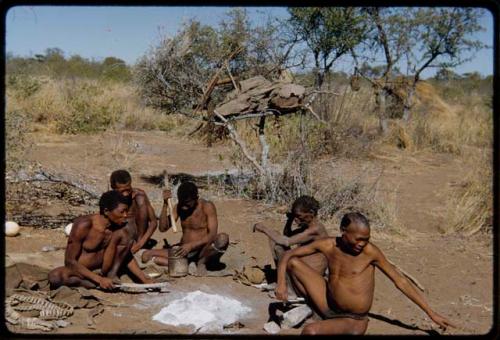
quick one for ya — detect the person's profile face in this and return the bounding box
[114,181,133,197]
[292,208,314,226]
[106,203,129,226]
[342,223,370,254]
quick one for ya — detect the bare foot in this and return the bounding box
[195,263,208,276]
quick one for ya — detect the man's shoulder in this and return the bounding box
[72,214,94,233]
[200,198,215,208]
[133,188,147,197]
[363,242,382,259]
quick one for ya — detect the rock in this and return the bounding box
[64,223,73,236]
[281,305,312,329]
[198,321,223,333]
[263,321,281,334]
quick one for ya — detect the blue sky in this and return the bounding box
[5,6,494,77]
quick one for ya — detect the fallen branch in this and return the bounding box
[388,260,425,292]
[214,110,266,176]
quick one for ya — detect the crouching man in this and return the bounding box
[276,212,456,335]
[141,181,229,276]
[48,190,153,290]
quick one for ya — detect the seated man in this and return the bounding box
[110,170,158,254]
[48,191,153,290]
[275,212,456,335]
[253,195,329,297]
[141,181,229,276]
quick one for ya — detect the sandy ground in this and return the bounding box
[4,130,494,335]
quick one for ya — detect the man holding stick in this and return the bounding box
[141,181,229,276]
[275,212,456,335]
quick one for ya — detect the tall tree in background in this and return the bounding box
[287,7,368,89]
[355,7,486,132]
[400,7,487,121]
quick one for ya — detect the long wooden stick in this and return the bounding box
[388,260,425,292]
[165,173,178,233]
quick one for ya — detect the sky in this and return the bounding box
[4,6,495,77]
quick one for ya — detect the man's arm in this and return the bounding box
[64,218,112,289]
[369,244,456,330]
[131,193,158,252]
[275,238,330,301]
[254,222,318,247]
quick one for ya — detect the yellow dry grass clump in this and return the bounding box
[6,76,182,135]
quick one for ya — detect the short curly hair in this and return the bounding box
[177,181,199,203]
[110,169,131,188]
[99,190,130,215]
[291,195,320,216]
[340,212,370,231]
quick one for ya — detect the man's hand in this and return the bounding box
[98,277,115,290]
[429,311,457,331]
[275,282,288,301]
[174,243,192,257]
[131,241,143,254]
[253,222,266,233]
[162,190,172,203]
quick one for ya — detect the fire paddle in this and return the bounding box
[164,172,179,233]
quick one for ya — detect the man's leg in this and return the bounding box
[301,318,369,335]
[141,249,169,266]
[194,233,229,275]
[290,252,328,297]
[101,229,133,281]
[285,257,331,312]
[48,266,96,289]
[268,238,298,297]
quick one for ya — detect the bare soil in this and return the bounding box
[5,130,494,335]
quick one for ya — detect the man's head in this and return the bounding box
[99,190,130,226]
[110,169,133,196]
[177,181,199,212]
[339,212,370,255]
[289,195,320,226]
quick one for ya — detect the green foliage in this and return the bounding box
[6,48,132,82]
[54,82,121,134]
[7,75,43,99]
[288,7,368,88]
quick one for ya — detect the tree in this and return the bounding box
[400,8,487,121]
[355,7,487,132]
[287,7,368,89]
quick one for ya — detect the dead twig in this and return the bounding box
[388,260,425,292]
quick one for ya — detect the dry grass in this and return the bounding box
[5,76,183,135]
[444,149,493,235]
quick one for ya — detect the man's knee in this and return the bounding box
[214,233,229,251]
[48,267,66,289]
[114,229,133,247]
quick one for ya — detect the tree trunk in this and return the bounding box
[376,89,389,134]
[402,85,416,122]
[258,116,269,171]
[206,99,215,147]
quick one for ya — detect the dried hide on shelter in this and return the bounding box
[216,76,306,116]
